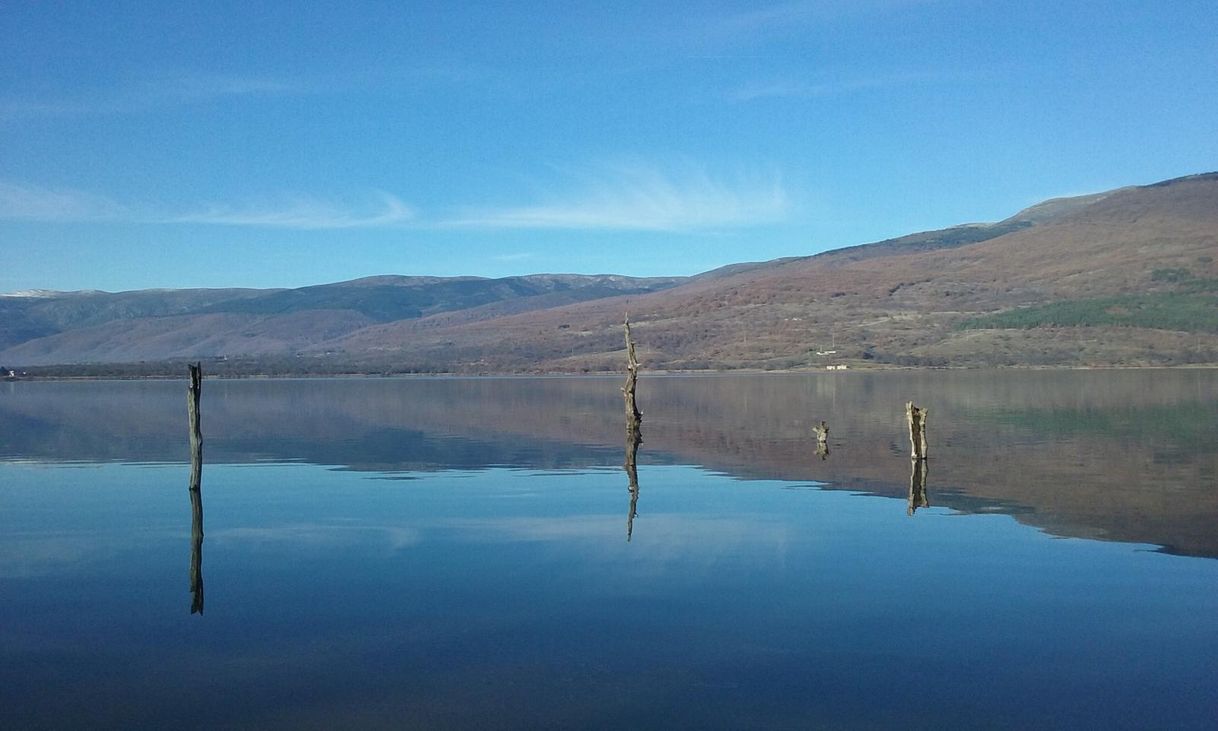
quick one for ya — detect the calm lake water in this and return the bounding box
[1,371,1216,729]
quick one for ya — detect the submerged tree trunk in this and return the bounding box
[187,363,203,457]
[622,316,641,431]
[905,401,928,460]
[187,362,204,614]
[813,420,830,459]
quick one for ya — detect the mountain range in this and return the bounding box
[4,172,1217,374]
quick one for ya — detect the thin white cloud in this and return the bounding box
[446,162,788,232]
[0,179,414,230]
[0,180,128,221]
[163,73,298,100]
[728,69,978,102]
[2,162,784,233]
[0,73,300,119]
[171,192,415,230]
[685,0,933,47]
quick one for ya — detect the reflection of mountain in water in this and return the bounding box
[2,371,1216,558]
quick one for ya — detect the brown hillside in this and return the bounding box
[5,173,1216,373]
[313,173,1218,371]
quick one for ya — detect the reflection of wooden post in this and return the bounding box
[625,427,641,542]
[907,458,929,516]
[622,316,641,431]
[187,362,204,614]
[905,401,928,460]
[189,476,205,614]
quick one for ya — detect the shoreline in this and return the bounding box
[7,362,1218,383]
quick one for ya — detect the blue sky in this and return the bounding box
[2,0,1216,292]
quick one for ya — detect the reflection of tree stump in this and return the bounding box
[622,316,641,432]
[907,458,929,516]
[189,476,205,614]
[624,427,641,542]
[905,401,928,460]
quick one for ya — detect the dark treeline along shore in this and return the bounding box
[2,172,1217,376]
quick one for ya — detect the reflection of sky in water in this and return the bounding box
[2,461,1216,728]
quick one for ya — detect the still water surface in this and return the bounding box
[1,371,1216,728]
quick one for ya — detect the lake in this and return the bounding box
[1,371,1216,728]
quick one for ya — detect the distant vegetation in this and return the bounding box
[961,282,1218,334]
[1151,267,1193,283]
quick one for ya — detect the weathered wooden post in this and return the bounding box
[188,363,203,458]
[812,420,829,443]
[907,458,929,516]
[625,427,641,542]
[813,420,830,459]
[187,362,204,614]
[905,401,928,460]
[622,316,642,432]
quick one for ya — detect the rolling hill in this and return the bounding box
[3,172,1216,374]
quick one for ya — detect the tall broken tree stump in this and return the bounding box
[187,362,203,460]
[813,421,829,444]
[905,401,928,460]
[186,362,204,615]
[622,316,641,432]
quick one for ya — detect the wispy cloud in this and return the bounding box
[0,180,128,221]
[492,252,535,262]
[172,192,415,230]
[2,161,785,233]
[445,162,788,232]
[0,64,498,121]
[684,0,933,48]
[728,69,979,102]
[0,179,414,230]
[0,72,300,119]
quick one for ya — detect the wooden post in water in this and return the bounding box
[188,363,203,457]
[907,458,929,516]
[905,401,928,460]
[622,316,642,431]
[813,420,830,460]
[187,362,204,614]
[813,421,830,443]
